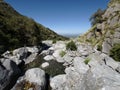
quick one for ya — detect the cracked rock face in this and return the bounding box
[50,53,120,90]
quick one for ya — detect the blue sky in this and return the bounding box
[5,0,109,34]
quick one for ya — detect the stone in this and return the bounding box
[25,68,46,86]
[67,51,81,57]
[24,53,37,64]
[104,54,119,70]
[65,66,86,90]
[50,74,66,90]
[97,23,102,29]
[73,57,89,74]
[0,60,21,90]
[116,64,120,73]
[13,47,28,57]
[2,50,11,58]
[109,16,119,27]
[63,53,120,90]
[102,38,112,54]
[42,40,53,46]
[2,59,21,74]
[12,68,46,90]
[114,31,120,38]
[44,55,54,61]
[81,51,89,56]
[53,41,66,50]
[56,57,65,63]
[41,49,54,56]
[26,46,39,53]
[53,50,61,58]
[41,62,49,68]
[63,55,73,63]
[9,56,22,65]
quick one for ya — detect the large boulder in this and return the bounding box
[11,68,46,90]
[50,75,67,90]
[0,60,21,90]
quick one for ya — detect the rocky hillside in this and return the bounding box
[0,0,67,54]
[78,0,120,57]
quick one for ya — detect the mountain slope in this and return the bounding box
[0,0,67,53]
[78,0,120,56]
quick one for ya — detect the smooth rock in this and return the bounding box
[73,57,89,74]
[25,68,46,86]
[44,55,54,61]
[50,74,66,90]
[41,62,49,68]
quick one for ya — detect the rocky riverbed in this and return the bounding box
[0,40,120,90]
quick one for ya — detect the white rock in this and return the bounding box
[11,68,46,90]
[50,74,66,90]
[27,46,38,53]
[25,68,46,86]
[44,55,54,61]
[42,40,53,46]
[63,55,73,63]
[41,62,49,68]
[54,41,66,50]
[49,47,54,50]
[100,53,119,70]
[73,57,89,74]
[53,50,61,58]
[10,56,22,65]
[56,57,65,63]
[25,53,37,64]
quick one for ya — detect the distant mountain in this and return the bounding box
[0,0,68,53]
[62,33,81,38]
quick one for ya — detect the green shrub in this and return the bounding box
[84,58,90,64]
[60,51,66,57]
[52,39,57,44]
[97,44,102,51]
[66,41,77,51]
[110,43,120,62]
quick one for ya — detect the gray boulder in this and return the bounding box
[11,68,46,90]
[50,74,67,90]
[0,60,21,90]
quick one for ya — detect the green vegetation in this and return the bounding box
[0,1,68,54]
[66,41,77,51]
[84,58,91,65]
[97,44,102,51]
[110,43,120,62]
[60,51,66,57]
[108,0,120,6]
[89,9,105,26]
[52,39,57,44]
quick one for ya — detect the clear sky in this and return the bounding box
[5,0,109,34]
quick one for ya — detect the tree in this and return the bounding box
[90,9,105,26]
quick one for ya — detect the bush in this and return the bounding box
[84,58,90,64]
[89,9,105,26]
[97,44,102,51]
[52,39,57,44]
[110,43,120,62]
[60,51,66,57]
[66,41,77,51]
